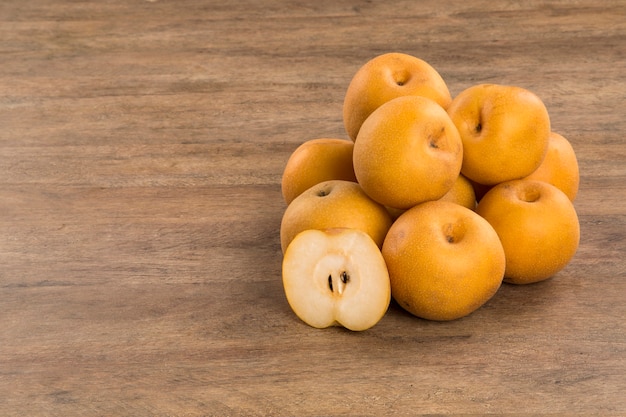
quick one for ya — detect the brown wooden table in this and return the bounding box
[1,1,625,415]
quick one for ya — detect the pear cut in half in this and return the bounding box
[282,228,391,331]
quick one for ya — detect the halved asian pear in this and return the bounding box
[282,228,391,331]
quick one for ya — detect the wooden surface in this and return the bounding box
[1,1,625,415]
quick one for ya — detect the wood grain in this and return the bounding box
[1,1,625,415]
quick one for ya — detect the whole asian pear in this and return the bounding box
[382,200,506,321]
[343,52,452,141]
[523,132,579,202]
[447,83,551,186]
[353,95,463,210]
[280,180,393,253]
[281,138,357,205]
[476,179,580,284]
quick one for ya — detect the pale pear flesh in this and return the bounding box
[282,228,391,331]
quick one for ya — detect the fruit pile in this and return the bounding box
[280,52,580,331]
